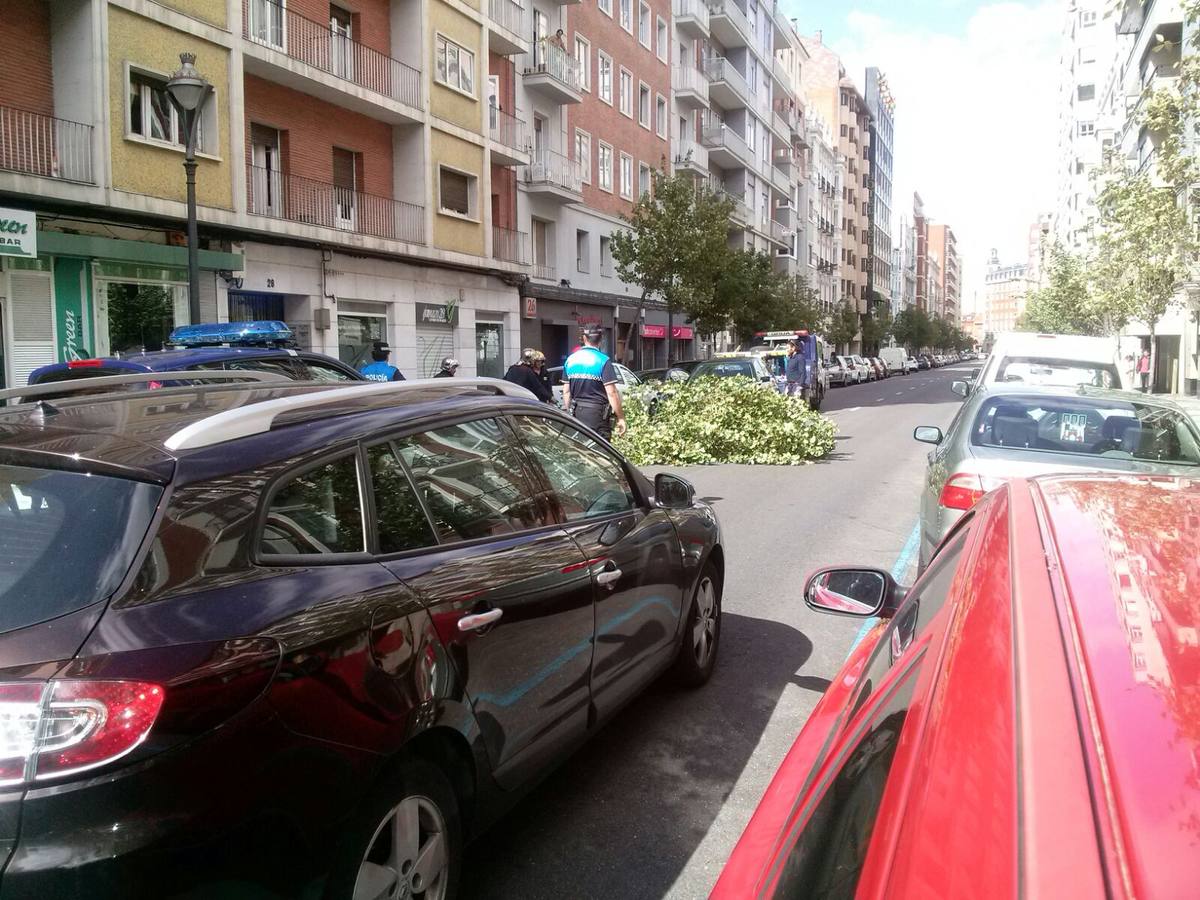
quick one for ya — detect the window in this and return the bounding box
[439,167,476,218]
[598,52,614,104]
[639,83,651,128]
[599,142,614,191]
[301,358,360,382]
[394,419,549,543]
[1079,46,1096,64]
[367,444,439,554]
[1075,159,1085,175]
[639,162,652,197]
[575,36,591,91]
[513,417,635,520]
[620,152,633,199]
[576,128,592,184]
[639,2,652,47]
[599,0,612,16]
[840,123,848,137]
[600,235,613,276]
[656,95,668,138]
[656,17,668,61]
[620,0,633,32]
[260,455,365,556]
[620,68,634,117]
[576,229,590,273]
[436,34,475,95]
[1077,83,1095,102]
[1078,121,1095,136]
[127,69,210,152]
[1081,10,1097,26]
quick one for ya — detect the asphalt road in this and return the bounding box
[460,363,972,900]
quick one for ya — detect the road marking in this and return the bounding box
[875,397,884,402]
[847,521,921,657]
[895,391,903,396]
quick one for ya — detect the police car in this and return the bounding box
[28,321,364,389]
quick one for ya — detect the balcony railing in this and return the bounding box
[701,121,751,165]
[525,43,582,93]
[674,138,707,168]
[674,0,710,30]
[0,106,93,184]
[244,0,421,108]
[493,226,528,264]
[247,164,424,243]
[488,0,529,43]
[525,148,583,194]
[703,56,750,106]
[708,0,752,45]
[533,262,556,281]
[674,65,710,97]
[489,105,529,153]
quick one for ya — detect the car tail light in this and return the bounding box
[0,680,164,786]
[939,473,1003,511]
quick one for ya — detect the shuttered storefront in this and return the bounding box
[7,267,54,388]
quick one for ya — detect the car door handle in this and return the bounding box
[458,608,503,632]
[596,567,622,586]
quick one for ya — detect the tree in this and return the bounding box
[1019,245,1108,335]
[893,307,934,352]
[859,305,893,354]
[611,168,734,364]
[825,300,861,352]
[773,274,828,335]
[717,251,780,343]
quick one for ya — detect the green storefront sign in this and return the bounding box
[0,209,37,259]
[53,258,94,362]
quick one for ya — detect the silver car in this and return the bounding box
[913,384,1200,569]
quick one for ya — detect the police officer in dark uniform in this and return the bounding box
[359,340,405,382]
[562,326,626,439]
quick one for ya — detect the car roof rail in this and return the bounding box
[164,377,537,452]
[0,370,291,406]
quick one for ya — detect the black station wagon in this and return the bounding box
[0,374,723,899]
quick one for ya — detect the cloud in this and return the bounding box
[829,2,1060,312]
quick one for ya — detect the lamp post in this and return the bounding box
[166,52,213,327]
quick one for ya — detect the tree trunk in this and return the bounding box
[667,300,675,368]
[624,289,649,368]
[1148,319,1157,393]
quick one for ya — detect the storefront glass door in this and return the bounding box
[476,322,503,378]
[338,313,385,371]
[96,281,187,355]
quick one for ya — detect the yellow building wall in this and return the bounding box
[157,0,227,27]
[108,7,233,210]
[429,2,482,133]
[431,130,484,256]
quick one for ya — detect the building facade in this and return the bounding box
[928,223,959,323]
[983,249,1029,336]
[799,110,839,314]
[913,191,928,314]
[864,66,893,314]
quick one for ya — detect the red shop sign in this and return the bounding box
[672,326,695,339]
[576,314,603,326]
[641,324,667,338]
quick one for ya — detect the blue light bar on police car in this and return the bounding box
[169,321,294,346]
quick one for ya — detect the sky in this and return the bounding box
[780,0,1063,313]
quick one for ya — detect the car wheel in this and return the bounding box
[326,758,462,900]
[671,563,721,687]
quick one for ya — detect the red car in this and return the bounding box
[713,474,1200,899]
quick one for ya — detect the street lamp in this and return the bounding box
[166,52,213,327]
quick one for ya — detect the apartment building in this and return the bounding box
[800,33,870,351]
[0,0,537,387]
[983,249,1028,336]
[864,66,893,313]
[891,214,915,317]
[913,191,928,314]
[800,111,839,313]
[928,223,959,323]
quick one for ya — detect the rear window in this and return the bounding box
[693,360,755,378]
[0,465,161,631]
[971,395,1200,465]
[995,356,1119,389]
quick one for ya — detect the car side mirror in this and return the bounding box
[655,473,695,509]
[804,567,905,618]
[951,380,969,397]
[914,426,943,445]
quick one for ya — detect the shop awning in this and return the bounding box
[36,231,243,272]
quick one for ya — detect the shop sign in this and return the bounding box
[672,326,695,340]
[0,208,36,259]
[576,314,603,327]
[641,324,666,338]
[54,258,92,363]
[416,299,459,327]
[523,296,537,318]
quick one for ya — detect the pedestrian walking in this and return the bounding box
[359,340,405,382]
[1137,349,1151,393]
[784,340,805,398]
[434,357,459,378]
[562,326,626,439]
[504,348,554,402]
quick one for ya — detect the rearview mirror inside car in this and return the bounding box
[804,567,901,618]
[951,380,969,397]
[655,473,695,509]
[913,426,943,445]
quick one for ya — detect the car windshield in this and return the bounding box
[995,355,1119,389]
[0,465,162,632]
[763,356,786,377]
[971,395,1200,465]
[692,360,757,378]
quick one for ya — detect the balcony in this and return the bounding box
[0,106,93,184]
[489,106,531,166]
[488,0,531,56]
[770,164,791,195]
[522,149,583,202]
[673,66,710,108]
[773,147,794,173]
[246,164,425,243]
[673,139,709,176]
[707,183,749,226]
[701,122,752,170]
[493,226,529,264]
[674,0,710,37]
[771,56,791,93]
[532,262,556,280]
[522,45,582,104]
[770,1,794,49]
[703,57,750,110]
[243,0,422,122]
[708,0,751,49]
